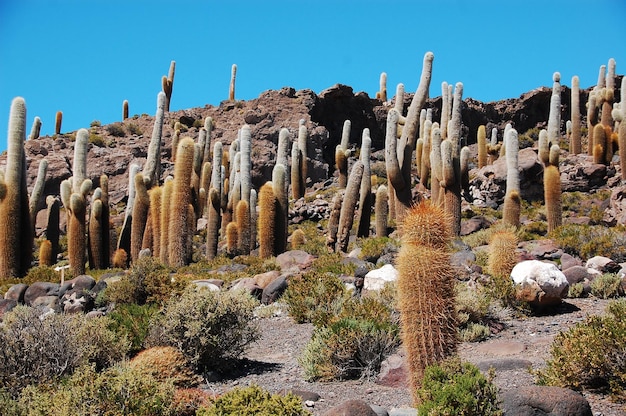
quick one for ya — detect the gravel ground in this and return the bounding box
[201,297,626,416]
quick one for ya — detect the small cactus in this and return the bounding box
[375,185,389,237]
[258,182,276,259]
[502,128,521,227]
[229,64,237,102]
[55,111,62,135]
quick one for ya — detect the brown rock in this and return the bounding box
[500,385,592,416]
[322,399,378,416]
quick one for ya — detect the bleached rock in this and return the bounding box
[510,260,569,307]
[364,264,398,291]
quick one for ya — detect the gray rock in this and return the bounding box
[322,399,378,416]
[562,265,593,285]
[0,299,18,320]
[261,275,288,305]
[4,283,28,302]
[23,282,60,306]
[500,385,592,416]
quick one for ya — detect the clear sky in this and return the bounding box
[1,0,625,151]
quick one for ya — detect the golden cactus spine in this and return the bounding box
[206,187,221,260]
[487,226,519,286]
[123,99,129,120]
[236,199,251,255]
[149,186,162,258]
[396,201,457,404]
[39,240,53,267]
[375,185,389,237]
[0,97,32,278]
[545,145,562,233]
[168,137,194,267]
[229,63,237,102]
[130,173,150,262]
[272,163,288,256]
[55,110,62,135]
[502,127,521,227]
[477,125,487,168]
[162,60,175,111]
[159,178,174,264]
[258,181,276,259]
[357,129,372,238]
[88,198,105,270]
[592,123,606,164]
[290,228,306,250]
[44,196,61,265]
[226,222,238,257]
[570,76,582,154]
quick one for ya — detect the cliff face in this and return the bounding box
[1,79,621,216]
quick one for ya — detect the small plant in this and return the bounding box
[356,236,397,263]
[310,252,357,276]
[536,299,626,400]
[107,303,160,355]
[549,224,626,262]
[456,283,493,342]
[590,273,624,299]
[282,271,349,326]
[197,384,311,416]
[568,282,586,298]
[129,346,201,387]
[416,358,502,415]
[126,122,143,136]
[90,120,101,127]
[145,287,260,372]
[89,132,106,147]
[106,122,126,137]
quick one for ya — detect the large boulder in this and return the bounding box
[364,264,398,291]
[510,260,569,307]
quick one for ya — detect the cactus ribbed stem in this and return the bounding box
[236,199,251,254]
[272,163,288,256]
[375,185,389,237]
[144,92,166,188]
[229,64,237,102]
[337,161,364,253]
[570,76,582,154]
[159,178,173,264]
[357,130,372,238]
[502,128,521,227]
[477,125,487,168]
[258,182,276,259]
[168,137,194,267]
[130,173,150,262]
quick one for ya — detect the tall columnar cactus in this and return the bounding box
[600,58,616,128]
[123,99,129,120]
[502,128,521,227]
[239,124,252,206]
[159,178,173,264]
[337,161,364,253]
[202,117,214,166]
[55,111,62,135]
[148,185,162,258]
[29,159,48,228]
[547,72,562,146]
[357,129,372,238]
[236,199,251,255]
[88,191,105,270]
[377,72,388,102]
[44,196,61,265]
[162,60,175,111]
[429,126,443,206]
[477,125,487,168]
[592,123,607,165]
[144,92,166,188]
[545,145,562,232]
[206,187,221,260]
[397,201,457,403]
[291,142,304,199]
[168,137,195,267]
[570,75,582,154]
[419,119,432,189]
[226,222,238,257]
[118,163,140,257]
[587,92,599,156]
[616,79,626,181]
[250,189,257,251]
[336,120,351,188]
[487,226,519,282]
[61,128,92,276]
[326,189,345,252]
[297,123,309,192]
[538,129,550,165]
[130,173,150,262]
[0,97,32,278]
[258,181,276,259]
[440,82,464,236]
[440,82,450,140]
[29,116,42,140]
[229,63,237,101]
[272,163,288,256]
[386,51,433,221]
[375,185,389,237]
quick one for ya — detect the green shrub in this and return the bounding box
[549,224,626,263]
[282,271,348,326]
[456,284,493,342]
[568,282,586,298]
[357,236,397,263]
[126,122,143,136]
[197,384,311,416]
[416,358,502,415]
[89,132,106,147]
[104,257,183,305]
[537,299,626,400]
[108,303,160,355]
[106,122,126,137]
[590,273,624,299]
[145,287,259,373]
[299,316,400,381]
[90,120,101,127]
[459,322,492,342]
[0,307,130,397]
[17,363,176,416]
[310,252,357,276]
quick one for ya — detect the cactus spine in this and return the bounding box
[55,111,62,135]
[144,92,166,188]
[29,159,48,228]
[272,163,288,256]
[0,97,32,278]
[547,72,562,146]
[477,125,487,167]
[236,199,251,255]
[162,60,175,111]
[336,120,351,188]
[397,201,457,402]
[226,222,238,257]
[123,100,129,120]
[297,123,309,194]
[229,64,237,101]
[592,124,607,164]
[502,128,521,227]
[130,173,150,262]
[258,181,276,259]
[29,116,41,140]
[375,185,389,237]
[357,129,372,238]
[337,161,364,253]
[326,189,345,252]
[377,72,388,101]
[159,178,173,264]
[118,163,140,258]
[570,75,582,154]
[88,197,105,270]
[545,145,562,233]
[168,137,194,267]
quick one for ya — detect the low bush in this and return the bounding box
[0,307,128,397]
[282,271,348,326]
[549,224,626,263]
[107,303,159,355]
[126,122,143,136]
[299,317,399,381]
[537,299,626,400]
[145,287,259,373]
[416,358,502,415]
[356,236,397,263]
[197,384,311,416]
[129,346,201,387]
[16,363,176,416]
[106,122,126,137]
[568,282,586,298]
[590,273,624,299]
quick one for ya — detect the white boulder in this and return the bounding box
[510,260,569,307]
[364,264,398,291]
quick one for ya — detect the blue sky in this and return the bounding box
[1,0,625,150]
